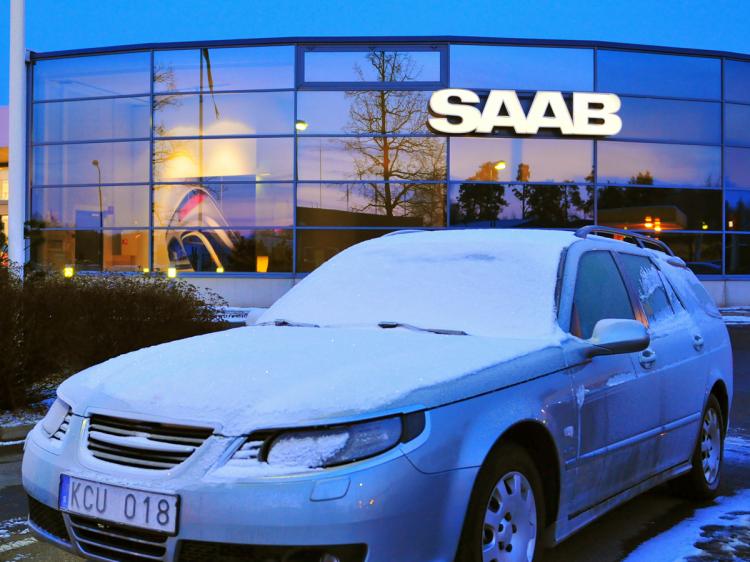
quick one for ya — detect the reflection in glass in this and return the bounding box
[153,228,292,273]
[449,183,592,228]
[298,137,446,182]
[154,91,294,137]
[304,49,440,82]
[450,45,593,91]
[33,97,150,143]
[153,138,293,182]
[296,91,431,134]
[650,233,722,275]
[31,186,149,228]
[29,229,149,272]
[617,97,720,144]
[597,187,721,231]
[450,137,592,184]
[296,229,392,272]
[154,183,293,228]
[727,235,750,274]
[726,147,750,189]
[725,104,750,147]
[33,53,151,100]
[297,183,445,227]
[725,60,750,104]
[597,50,720,99]
[726,190,750,231]
[597,141,720,187]
[154,46,294,92]
[33,142,150,186]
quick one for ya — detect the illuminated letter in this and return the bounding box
[522,91,575,135]
[428,89,482,134]
[476,90,527,134]
[573,93,622,136]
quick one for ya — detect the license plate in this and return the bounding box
[59,475,179,535]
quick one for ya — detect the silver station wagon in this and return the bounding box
[23,227,732,562]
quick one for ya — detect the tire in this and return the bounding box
[456,443,545,562]
[670,394,725,500]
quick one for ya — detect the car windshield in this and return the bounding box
[259,230,575,339]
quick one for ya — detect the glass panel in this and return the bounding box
[154,91,294,137]
[597,187,721,231]
[726,147,750,189]
[297,136,446,182]
[296,91,431,134]
[33,97,150,143]
[153,138,293,182]
[653,233,722,275]
[449,183,592,228]
[726,104,750,147]
[597,141,721,188]
[572,251,635,339]
[618,253,674,324]
[450,137,592,183]
[153,228,292,273]
[33,141,150,186]
[154,183,293,228]
[450,45,593,91]
[726,235,750,274]
[616,97,720,144]
[29,229,149,272]
[304,49,440,82]
[34,53,151,100]
[296,229,392,272]
[154,46,294,93]
[0,168,8,200]
[725,60,750,104]
[724,190,750,231]
[31,186,149,228]
[597,50,720,99]
[297,183,446,227]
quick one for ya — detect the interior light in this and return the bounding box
[729,220,735,228]
[216,266,225,273]
[142,267,150,274]
[63,266,74,278]
[295,120,309,131]
[702,222,709,230]
[256,255,270,273]
[167,267,177,279]
[494,160,507,171]
[644,215,653,229]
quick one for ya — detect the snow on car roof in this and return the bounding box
[260,229,578,339]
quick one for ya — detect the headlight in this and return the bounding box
[40,398,71,439]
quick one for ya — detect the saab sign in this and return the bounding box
[427,89,622,137]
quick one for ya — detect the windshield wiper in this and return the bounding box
[258,319,321,328]
[377,321,467,336]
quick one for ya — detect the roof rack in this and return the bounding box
[574,225,675,256]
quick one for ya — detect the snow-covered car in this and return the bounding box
[22,227,732,562]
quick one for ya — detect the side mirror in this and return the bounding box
[586,319,650,357]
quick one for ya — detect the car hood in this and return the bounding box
[58,326,567,435]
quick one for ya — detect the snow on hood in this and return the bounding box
[58,325,563,435]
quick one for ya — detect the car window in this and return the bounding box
[660,270,686,312]
[571,251,635,339]
[618,253,675,325]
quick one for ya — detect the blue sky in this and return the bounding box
[1,0,750,104]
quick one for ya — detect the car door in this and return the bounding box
[566,250,658,514]
[617,253,706,472]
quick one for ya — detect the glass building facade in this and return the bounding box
[25,39,750,278]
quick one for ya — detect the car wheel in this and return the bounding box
[671,394,724,500]
[457,443,545,562]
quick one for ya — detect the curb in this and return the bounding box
[0,423,36,443]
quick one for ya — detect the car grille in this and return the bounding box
[177,541,367,562]
[69,515,168,561]
[50,409,72,441]
[86,414,213,470]
[27,496,69,544]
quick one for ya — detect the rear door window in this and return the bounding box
[571,251,636,339]
[618,253,675,325]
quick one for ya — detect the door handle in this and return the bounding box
[639,348,657,368]
[693,334,705,352]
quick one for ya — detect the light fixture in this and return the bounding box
[702,222,709,230]
[167,267,177,278]
[256,255,270,273]
[729,220,735,229]
[654,218,662,233]
[295,119,309,131]
[494,160,507,171]
[216,266,225,273]
[63,266,74,278]
[142,267,150,274]
[644,215,653,229]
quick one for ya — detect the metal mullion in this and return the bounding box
[293,74,299,276]
[154,133,296,141]
[33,137,151,147]
[148,49,155,274]
[593,46,598,226]
[153,87,295,97]
[152,180,293,186]
[31,182,146,189]
[721,57,727,276]
[33,92,152,104]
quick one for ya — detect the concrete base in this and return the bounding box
[190,277,298,308]
[702,280,750,308]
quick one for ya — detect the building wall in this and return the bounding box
[22,38,750,306]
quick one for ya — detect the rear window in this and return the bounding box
[618,253,675,325]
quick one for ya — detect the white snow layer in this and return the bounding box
[259,229,576,339]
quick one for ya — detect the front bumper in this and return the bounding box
[22,419,477,562]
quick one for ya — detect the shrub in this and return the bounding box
[0,269,229,410]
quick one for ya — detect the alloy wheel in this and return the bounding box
[481,471,537,562]
[701,407,722,486]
